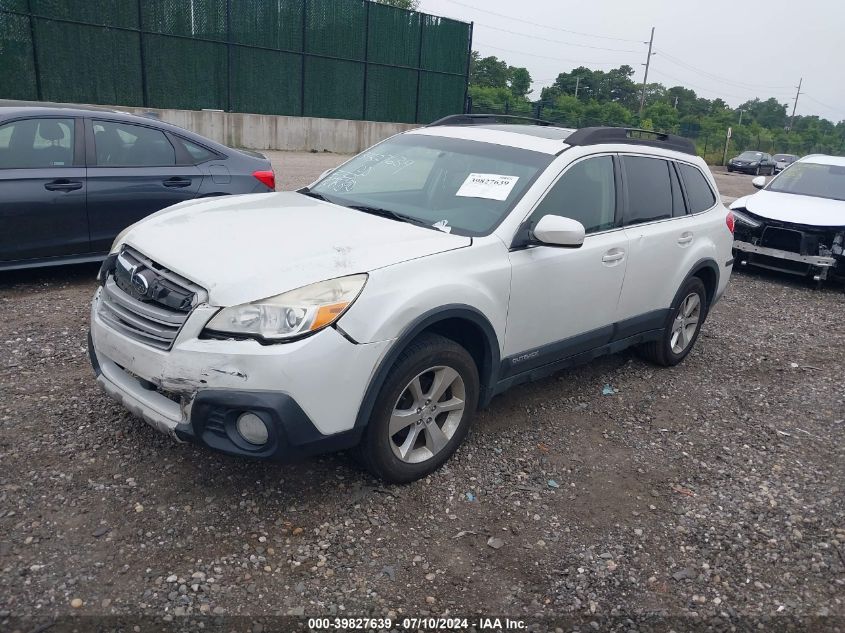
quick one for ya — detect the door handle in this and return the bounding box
[44,179,82,192]
[163,177,192,188]
[601,248,625,265]
[677,232,694,246]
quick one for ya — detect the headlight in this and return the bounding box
[205,274,367,341]
[732,210,762,228]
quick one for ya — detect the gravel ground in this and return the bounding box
[1,153,843,631]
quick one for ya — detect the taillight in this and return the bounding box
[253,170,275,190]
[725,211,735,234]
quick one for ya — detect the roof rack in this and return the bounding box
[427,114,555,127]
[564,126,696,155]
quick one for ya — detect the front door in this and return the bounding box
[504,154,628,377]
[0,117,89,262]
[85,118,201,252]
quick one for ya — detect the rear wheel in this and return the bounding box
[357,334,479,483]
[639,277,708,367]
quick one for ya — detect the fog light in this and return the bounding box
[236,412,269,446]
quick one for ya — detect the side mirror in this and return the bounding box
[533,215,586,247]
[751,176,766,189]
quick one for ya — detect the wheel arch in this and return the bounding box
[678,258,720,312]
[353,305,501,432]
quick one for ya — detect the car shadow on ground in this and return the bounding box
[0,262,100,290]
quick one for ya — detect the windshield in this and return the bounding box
[308,134,553,236]
[767,162,845,201]
[737,151,763,160]
[773,154,796,162]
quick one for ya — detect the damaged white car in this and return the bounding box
[89,117,734,483]
[731,154,845,285]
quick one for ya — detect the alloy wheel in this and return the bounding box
[670,292,702,354]
[388,366,466,464]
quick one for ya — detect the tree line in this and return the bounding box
[469,54,845,162]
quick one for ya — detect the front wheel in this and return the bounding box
[357,333,479,483]
[639,277,708,367]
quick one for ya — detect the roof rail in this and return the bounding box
[427,113,555,127]
[564,126,696,155]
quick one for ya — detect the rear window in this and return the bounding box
[623,156,673,225]
[175,137,217,163]
[677,163,716,213]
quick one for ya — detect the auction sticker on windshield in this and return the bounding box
[456,173,519,201]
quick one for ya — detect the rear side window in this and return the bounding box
[0,118,74,168]
[175,137,217,163]
[678,163,716,213]
[93,120,176,167]
[529,155,617,234]
[623,156,672,224]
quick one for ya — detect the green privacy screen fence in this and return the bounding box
[0,0,472,124]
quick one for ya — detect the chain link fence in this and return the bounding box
[0,0,472,124]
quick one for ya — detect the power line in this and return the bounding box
[655,50,793,93]
[474,22,641,54]
[648,68,747,101]
[474,42,627,66]
[442,0,644,43]
[803,94,845,119]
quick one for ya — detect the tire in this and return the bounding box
[357,333,479,484]
[727,167,733,173]
[639,277,708,367]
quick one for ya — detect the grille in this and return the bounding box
[98,247,203,350]
[761,227,802,253]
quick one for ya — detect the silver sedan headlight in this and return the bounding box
[205,274,367,342]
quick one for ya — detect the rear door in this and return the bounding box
[0,116,89,262]
[85,118,202,252]
[617,155,699,322]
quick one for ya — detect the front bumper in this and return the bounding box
[89,288,392,460]
[733,239,837,277]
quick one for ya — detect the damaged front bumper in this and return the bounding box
[732,209,844,279]
[89,288,391,461]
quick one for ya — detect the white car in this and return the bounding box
[89,117,735,483]
[730,154,845,285]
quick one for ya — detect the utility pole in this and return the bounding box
[673,96,678,109]
[788,77,802,133]
[738,109,744,126]
[574,76,580,98]
[638,26,655,118]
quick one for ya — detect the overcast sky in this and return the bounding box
[420,0,844,123]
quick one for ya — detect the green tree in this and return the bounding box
[470,53,510,90]
[508,67,532,99]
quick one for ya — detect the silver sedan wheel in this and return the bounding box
[670,292,702,354]
[388,365,466,464]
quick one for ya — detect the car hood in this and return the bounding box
[730,189,845,228]
[118,192,470,306]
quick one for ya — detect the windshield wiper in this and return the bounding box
[298,187,331,202]
[348,205,434,229]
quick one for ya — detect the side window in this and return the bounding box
[93,120,176,167]
[677,163,717,213]
[529,156,616,234]
[175,137,217,163]
[669,162,687,217]
[623,156,672,225]
[0,118,74,168]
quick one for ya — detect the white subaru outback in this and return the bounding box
[89,116,735,483]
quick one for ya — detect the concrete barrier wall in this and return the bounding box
[123,107,419,154]
[0,99,420,153]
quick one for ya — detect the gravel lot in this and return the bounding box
[1,153,843,630]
